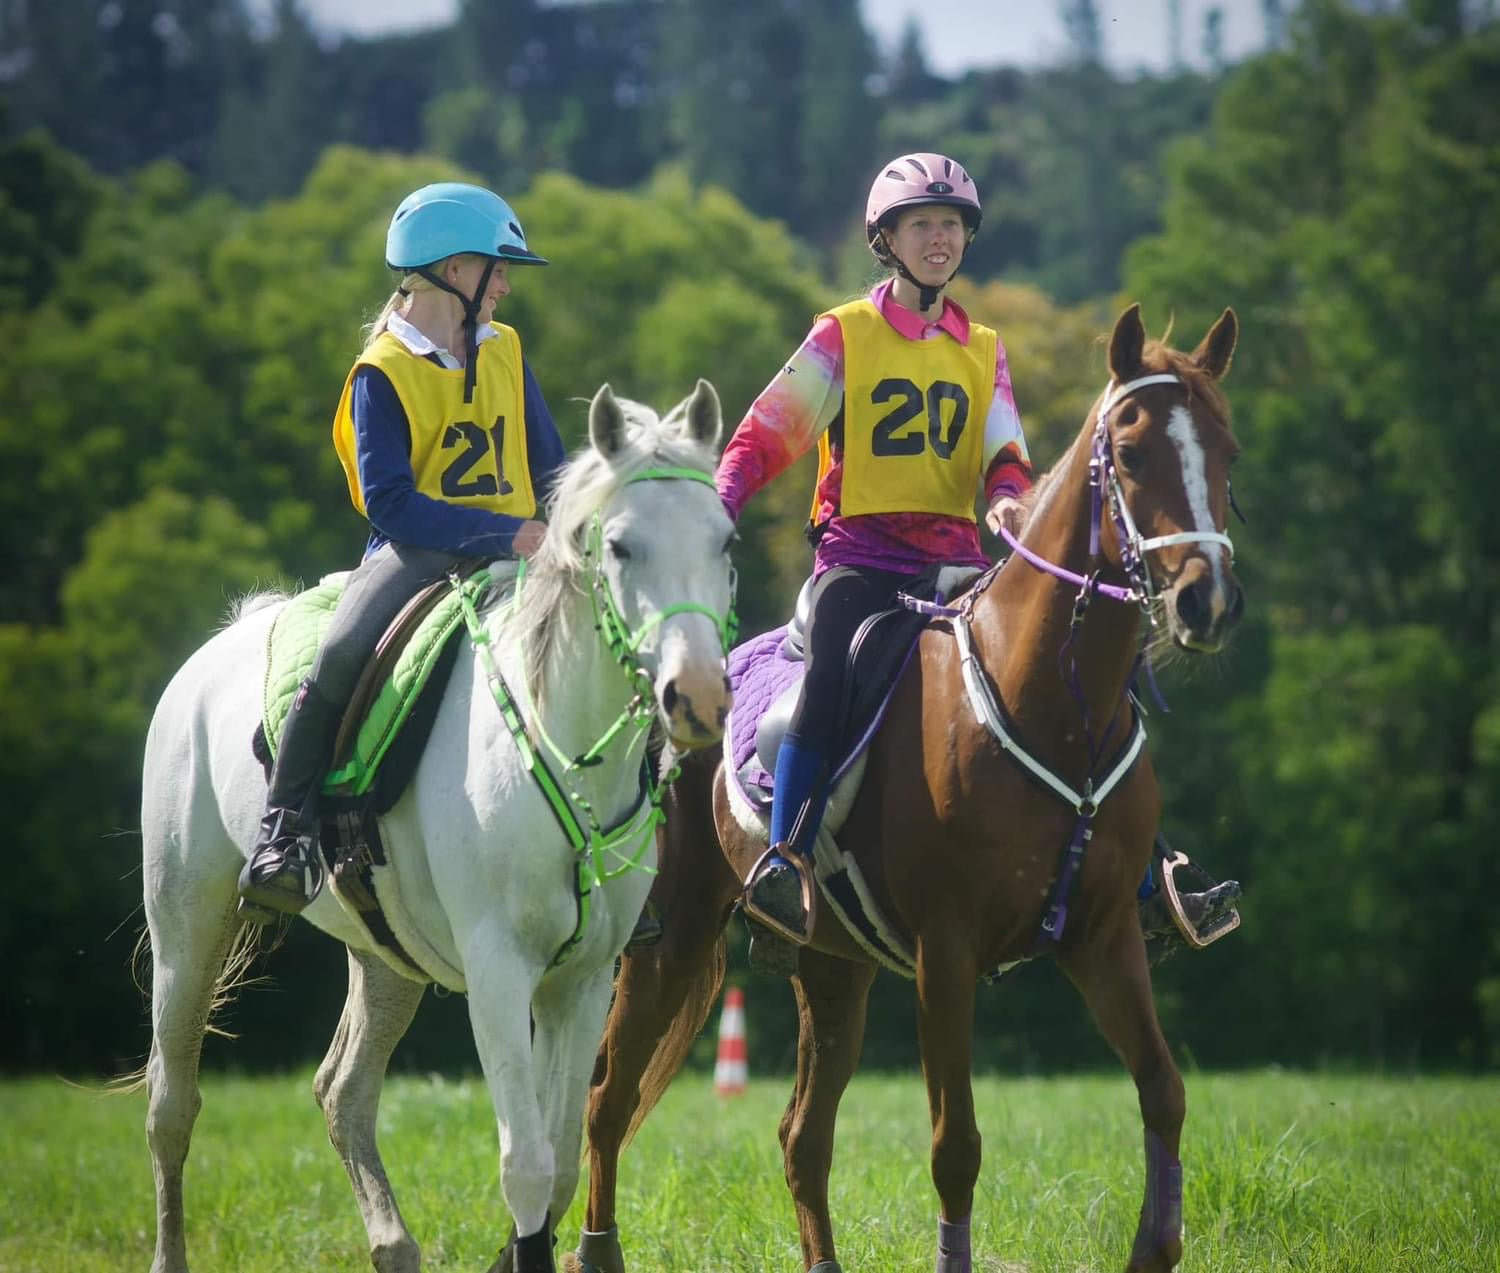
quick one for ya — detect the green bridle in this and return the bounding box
[454,465,737,966]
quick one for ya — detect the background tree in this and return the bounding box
[1128,0,1500,1065]
[3,0,1498,1076]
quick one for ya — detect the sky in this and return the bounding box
[281,0,1273,75]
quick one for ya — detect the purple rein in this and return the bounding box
[998,524,1140,604]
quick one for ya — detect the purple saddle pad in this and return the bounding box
[727,627,805,793]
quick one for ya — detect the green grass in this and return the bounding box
[0,1070,1496,1271]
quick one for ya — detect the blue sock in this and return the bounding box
[769,734,828,857]
[1138,859,1157,900]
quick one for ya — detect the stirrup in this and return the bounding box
[237,813,325,924]
[1157,849,1241,949]
[741,845,816,946]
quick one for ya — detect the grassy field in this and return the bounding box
[0,1069,1495,1271]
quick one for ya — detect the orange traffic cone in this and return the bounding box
[713,985,748,1097]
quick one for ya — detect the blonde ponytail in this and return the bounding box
[360,270,437,354]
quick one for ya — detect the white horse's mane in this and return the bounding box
[222,588,290,628]
[506,393,719,700]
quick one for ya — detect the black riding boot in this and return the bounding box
[237,678,341,925]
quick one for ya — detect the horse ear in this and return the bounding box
[589,383,626,458]
[684,378,722,450]
[1109,303,1146,382]
[1191,307,1238,380]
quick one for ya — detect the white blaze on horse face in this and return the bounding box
[610,481,733,747]
[1166,404,1228,611]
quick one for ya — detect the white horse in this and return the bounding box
[141,381,736,1273]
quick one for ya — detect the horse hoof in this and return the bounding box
[1124,1242,1182,1273]
[563,1225,626,1273]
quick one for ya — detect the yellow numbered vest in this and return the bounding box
[810,298,996,521]
[332,324,535,519]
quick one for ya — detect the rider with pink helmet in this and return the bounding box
[717,151,1032,961]
[718,152,1238,967]
[865,151,984,308]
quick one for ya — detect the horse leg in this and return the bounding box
[780,948,876,1273]
[462,926,557,1271]
[914,935,981,1273]
[565,756,738,1273]
[1060,919,1185,1273]
[144,798,245,1273]
[484,963,619,1273]
[313,947,426,1273]
[565,925,732,1273]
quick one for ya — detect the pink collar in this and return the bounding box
[872,278,971,345]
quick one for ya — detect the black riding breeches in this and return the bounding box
[787,564,922,752]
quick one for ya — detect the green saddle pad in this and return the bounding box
[263,570,492,797]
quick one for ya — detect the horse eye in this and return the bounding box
[606,538,632,561]
[1116,444,1143,473]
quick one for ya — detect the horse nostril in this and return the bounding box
[661,680,679,716]
[1175,580,1208,629]
[1226,582,1245,626]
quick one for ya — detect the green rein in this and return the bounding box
[453,466,736,966]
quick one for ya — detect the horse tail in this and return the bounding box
[623,932,727,1146]
[109,918,276,1094]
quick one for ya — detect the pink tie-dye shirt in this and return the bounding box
[717,280,1032,575]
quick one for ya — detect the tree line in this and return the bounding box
[1,0,1497,1076]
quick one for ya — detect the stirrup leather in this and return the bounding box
[1158,849,1240,949]
[741,845,816,946]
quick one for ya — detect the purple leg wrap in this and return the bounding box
[1130,1131,1183,1266]
[935,1216,972,1273]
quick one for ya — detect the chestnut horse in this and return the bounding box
[566,305,1243,1273]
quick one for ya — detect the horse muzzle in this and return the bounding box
[1164,554,1243,652]
[659,668,732,749]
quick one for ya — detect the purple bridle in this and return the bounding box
[1001,371,1236,609]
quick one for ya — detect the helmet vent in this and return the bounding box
[907,156,931,177]
[885,169,908,182]
[508,221,523,238]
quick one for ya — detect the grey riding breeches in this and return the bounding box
[308,542,469,709]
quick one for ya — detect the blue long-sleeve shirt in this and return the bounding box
[352,357,566,559]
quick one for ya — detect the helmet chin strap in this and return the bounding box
[415,258,497,403]
[881,227,967,313]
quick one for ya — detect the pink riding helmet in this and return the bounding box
[865,152,982,235]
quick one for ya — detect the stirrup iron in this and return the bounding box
[742,845,816,946]
[1158,848,1240,948]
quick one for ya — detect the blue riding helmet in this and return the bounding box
[385,182,549,270]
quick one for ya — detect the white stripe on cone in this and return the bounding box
[714,985,747,1096]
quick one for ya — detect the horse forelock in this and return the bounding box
[507,398,719,700]
[1146,341,1232,431]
